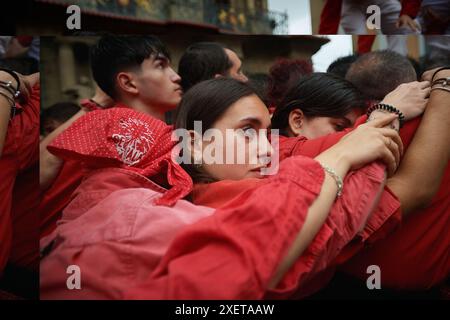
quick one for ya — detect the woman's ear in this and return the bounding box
[188,130,203,165]
[287,109,305,137]
[116,72,138,96]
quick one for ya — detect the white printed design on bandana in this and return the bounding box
[112,118,155,166]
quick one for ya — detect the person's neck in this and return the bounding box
[119,96,165,121]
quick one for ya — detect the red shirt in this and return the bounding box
[191,142,399,298]
[39,160,88,238]
[400,0,422,18]
[278,116,450,290]
[341,117,450,290]
[42,156,326,299]
[40,168,215,299]
[319,0,342,34]
[0,84,40,273]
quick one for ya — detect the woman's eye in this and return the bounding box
[242,126,257,138]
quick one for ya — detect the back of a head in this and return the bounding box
[327,53,360,79]
[345,50,417,101]
[271,72,365,134]
[267,58,313,108]
[178,42,232,92]
[42,102,80,122]
[41,102,81,136]
[90,34,170,100]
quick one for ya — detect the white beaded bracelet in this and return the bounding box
[320,164,343,197]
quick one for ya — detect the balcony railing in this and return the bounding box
[44,0,288,34]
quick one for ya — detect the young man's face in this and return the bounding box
[224,49,248,83]
[134,53,183,112]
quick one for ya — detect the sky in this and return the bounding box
[267,0,354,71]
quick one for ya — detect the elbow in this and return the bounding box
[402,188,436,215]
[414,188,437,209]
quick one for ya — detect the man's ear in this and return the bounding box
[214,74,223,79]
[288,109,305,137]
[116,72,138,96]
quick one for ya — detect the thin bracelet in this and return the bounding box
[430,86,450,93]
[0,68,20,95]
[320,164,343,198]
[0,81,19,97]
[431,66,450,82]
[431,77,450,87]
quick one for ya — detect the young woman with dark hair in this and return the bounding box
[271,73,366,139]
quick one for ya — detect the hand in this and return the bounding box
[381,81,430,121]
[396,14,420,32]
[326,114,403,177]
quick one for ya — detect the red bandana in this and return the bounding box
[48,106,192,206]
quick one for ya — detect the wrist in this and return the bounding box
[0,70,19,91]
[368,109,400,131]
[431,67,450,82]
[367,103,404,128]
[315,147,351,178]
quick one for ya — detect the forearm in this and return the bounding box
[0,97,10,157]
[0,72,17,156]
[387,79,450,215]
[40,109,86,191]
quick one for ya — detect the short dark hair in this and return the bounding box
[271,73,365,135]
[178,42,232,91]
[327,53,360,78]
[41,102,80,135]
[90,34,170,99]
[174,78,259,182]
[345,50,417,100]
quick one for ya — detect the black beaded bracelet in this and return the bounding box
[0,68,20,98]
[366,103,405,128]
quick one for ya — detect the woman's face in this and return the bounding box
[288,109,361,139]
[199,94,273,181]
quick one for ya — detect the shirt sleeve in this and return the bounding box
[266,162,388,298]
[125,156,325,299]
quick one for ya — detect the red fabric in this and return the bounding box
[191,161,391,299]
[357,35,376,54]
[39,160,87,238]
[278,115,450,290]
[40,168,215,299]
[319,0,342,34]
[0,84,39,273]
[41,157,325,299]
[126,156,330,299]
[15,36,33,47]
[401,0,422,18]
[79,98,103,112]
[47,106,191,207]
[341,117,450,290]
